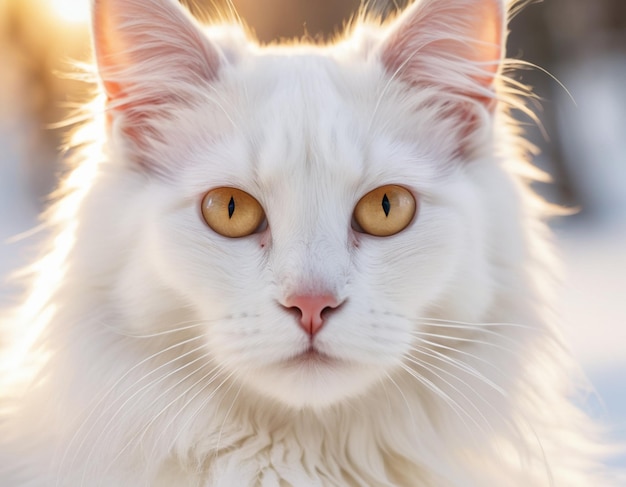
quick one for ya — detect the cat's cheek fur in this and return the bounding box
[426,172,496,321]
[119,141,481,410]
[165,206,465,408]
[90,150,490,411]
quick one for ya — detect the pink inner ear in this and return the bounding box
[380,0,504,107]
[92,0,220,104]
[92,0,222,159]
[92,0,138,102]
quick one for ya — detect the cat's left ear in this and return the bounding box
[92,0,222,155]
[92,0,220,101]
[378,0,505,111]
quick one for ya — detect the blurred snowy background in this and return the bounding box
[0,0,625,467]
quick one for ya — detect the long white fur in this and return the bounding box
[0,0,617,485]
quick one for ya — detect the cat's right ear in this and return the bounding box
[92,0,221,136]
[377,0,504,110]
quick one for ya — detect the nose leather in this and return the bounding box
[283,294,340,336]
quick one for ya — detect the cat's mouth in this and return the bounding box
[286,346,338,367]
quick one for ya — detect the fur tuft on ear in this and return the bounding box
[378,0,505,111]
[92,0,221,155]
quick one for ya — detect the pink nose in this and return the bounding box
[283,294,340,336]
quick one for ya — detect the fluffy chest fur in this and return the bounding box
[0,0,617,485]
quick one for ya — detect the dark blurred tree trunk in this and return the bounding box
[508,2,576,208]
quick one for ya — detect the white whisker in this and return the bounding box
[415,316,537,331]
[410,330,521,356]
[98,318,217,339]
[415,320,525,347]
[397,362,475,435]
[100,363,229,480]
[80,347,213,481]
[384,371,417,434]
[149,367,238,466]
[403,354,495,437]
[410,335,506,372]
[410,343,505,396]
[58,334,206,486]
[214,377,245,461]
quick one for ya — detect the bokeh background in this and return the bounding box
[1,0,624,467]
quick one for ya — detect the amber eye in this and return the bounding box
[353,185,416,237]
[201,187,265,238]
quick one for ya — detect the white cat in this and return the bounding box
[0,0,617,485]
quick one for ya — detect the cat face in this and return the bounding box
[92,0,505,408]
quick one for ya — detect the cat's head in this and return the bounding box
[85,0,521,408]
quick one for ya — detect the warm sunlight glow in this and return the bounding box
[49,0,91,24]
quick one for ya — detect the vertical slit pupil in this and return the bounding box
[382,194,391,217]
[228,196,235,219]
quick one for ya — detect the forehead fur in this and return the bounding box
[167,44,461,198]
